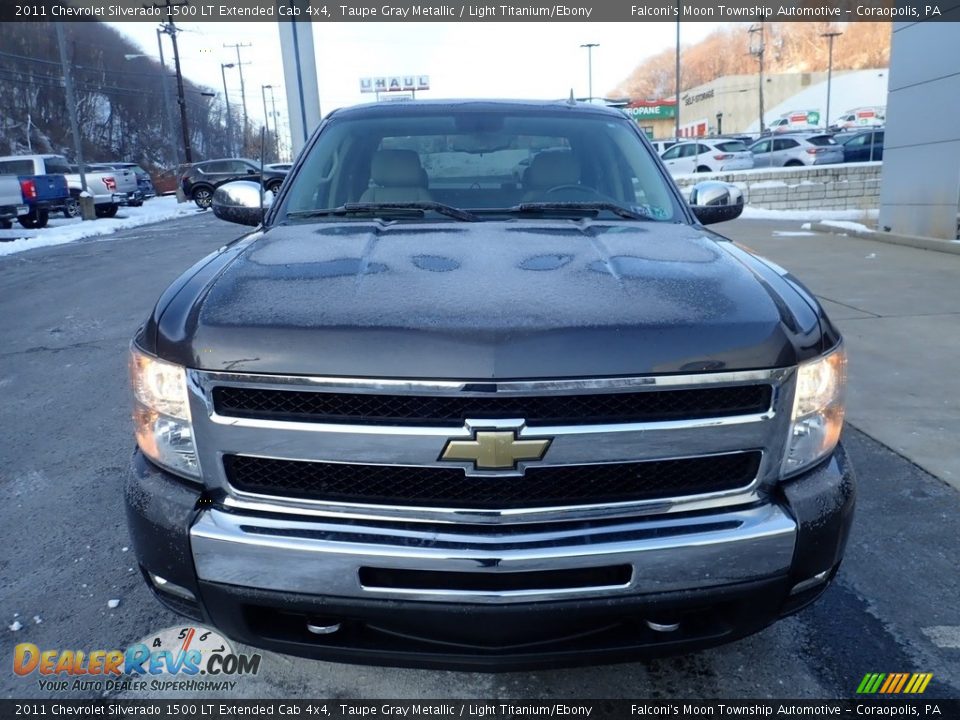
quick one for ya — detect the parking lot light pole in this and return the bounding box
[675,16,680,140]
[580,43,599,101]
[748,23,766,133]
[821,30,843,130]
[261,84,272,161]
[222,63,236,157]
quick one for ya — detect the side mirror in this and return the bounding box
[688,181,744,225]
[212,180,272,227]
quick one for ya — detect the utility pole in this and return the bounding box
[155,27,181,165]
[150,0,193,163]
[821,30,843,130]
[748,22,766,133]
[54,22,90,219]
[222,63,235,157]
[224,42,252,153]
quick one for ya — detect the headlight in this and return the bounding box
[129,345,201,480]
[781,344,847,477]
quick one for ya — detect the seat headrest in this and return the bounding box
[525,152,579,189]
[370,149,425,188]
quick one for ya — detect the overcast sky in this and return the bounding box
[112,21,725,145]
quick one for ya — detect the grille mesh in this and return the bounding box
[224,452,762,508]
[213,385,772,427]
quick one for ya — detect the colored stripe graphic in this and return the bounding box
[857,673,932,694]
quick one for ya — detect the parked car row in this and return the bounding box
[0,154,156,229]
[655,128,884,175]
[180,158,288,209]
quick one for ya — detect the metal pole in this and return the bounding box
[268,86,279,161]
[261,84,270,161]
[580,43,598,101]
[222,64,235,157]
[54,22,88,219]
[675,14,680,140]
[821,31,842,130]
[156,29,180,165]
[749,22,766,133]
[225,43,252,153]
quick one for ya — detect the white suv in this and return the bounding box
[660,139,754,175]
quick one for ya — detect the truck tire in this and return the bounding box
[267,179,283,194]
[1,219,12,230]
[18,208,49,229]
[192,186,214,209]
[95,204,119,219]
[63,194,81,219]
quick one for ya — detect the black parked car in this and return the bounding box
[838,129,884,163]
[180,158,287,209]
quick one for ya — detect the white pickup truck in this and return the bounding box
[0,174,29,229]
[66,162,142,218]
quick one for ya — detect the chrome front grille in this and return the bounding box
[186,368,796,524]
[224,451,762,509]
[212,384,773,427]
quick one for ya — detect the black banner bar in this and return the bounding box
[2,699,959,719]
[3,0,960,22]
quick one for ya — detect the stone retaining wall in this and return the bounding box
[673,162,882,211]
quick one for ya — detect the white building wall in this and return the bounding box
[878,22,960,240]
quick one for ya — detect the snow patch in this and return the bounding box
[9,620,22,632]
[107,599,120,609]
[821,220,873,233]
[741,207,878,222]
[0,196,200,258]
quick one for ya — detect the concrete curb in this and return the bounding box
[809,222,960,255]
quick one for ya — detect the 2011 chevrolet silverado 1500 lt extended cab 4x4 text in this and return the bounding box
[126,100,854,670]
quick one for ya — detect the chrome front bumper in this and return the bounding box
[190,503,796,604]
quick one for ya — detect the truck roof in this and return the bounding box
[330,98,628,120]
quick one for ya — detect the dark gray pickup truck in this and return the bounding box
[126,100,854,670]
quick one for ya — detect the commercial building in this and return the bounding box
[629,69,885,139]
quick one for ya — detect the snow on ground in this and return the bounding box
[818,219,875,233]
[741,207,878,222]
[0,196,201,257]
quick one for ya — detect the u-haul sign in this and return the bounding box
[360,75,430,93]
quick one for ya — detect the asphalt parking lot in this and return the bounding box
[1,212,958,700]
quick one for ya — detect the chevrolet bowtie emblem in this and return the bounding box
[439,430,552,470]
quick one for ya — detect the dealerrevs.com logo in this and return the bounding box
[13,625,261,693]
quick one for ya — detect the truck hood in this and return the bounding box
[155,220,823,378]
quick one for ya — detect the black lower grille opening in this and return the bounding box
[224,451,762,508]
[358,565,633,593]
[212,384,773,427]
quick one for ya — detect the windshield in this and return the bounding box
[277,109,681,223]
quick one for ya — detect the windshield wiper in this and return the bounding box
[506,202,653,221]
[287,202,479,222]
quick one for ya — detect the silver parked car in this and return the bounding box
[748,133,844,167]
[660,139,755,175]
